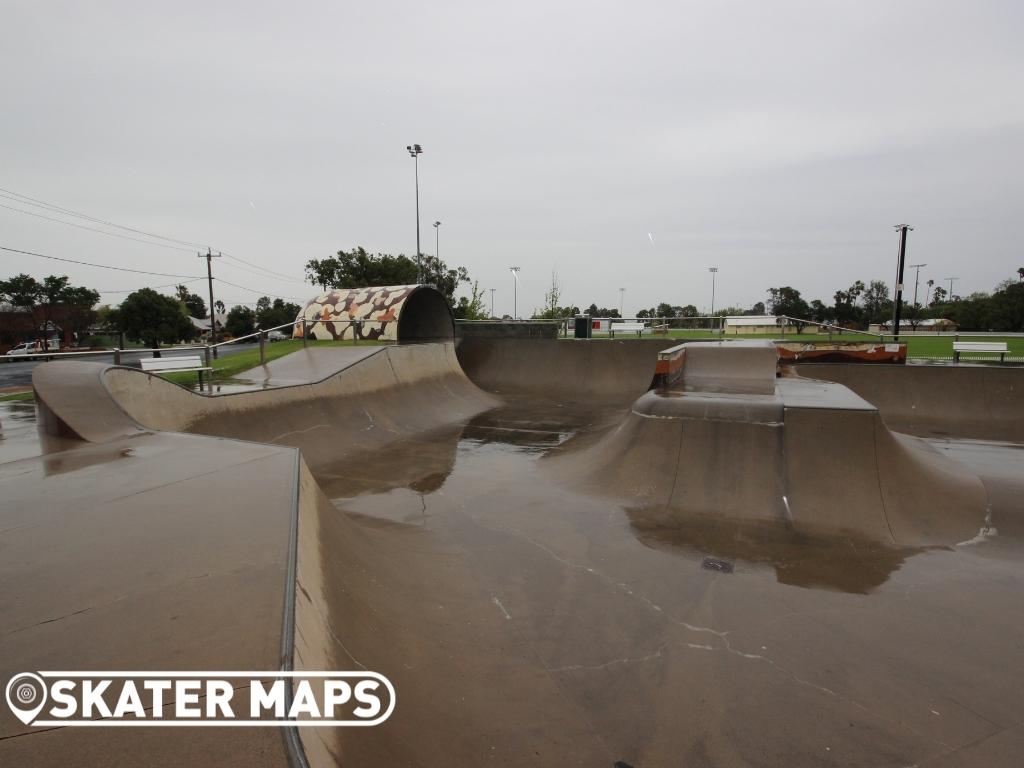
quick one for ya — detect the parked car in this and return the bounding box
[5,339,62,356]
[266,330,289,342]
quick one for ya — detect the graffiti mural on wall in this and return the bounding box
[293,285,418,342]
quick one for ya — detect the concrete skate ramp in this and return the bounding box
[234,345,383,387]
[94,343,498,473]
[792,362,1024,441]
[456,337,668,401]
[560,369,988,547]
[19,338,1024,767]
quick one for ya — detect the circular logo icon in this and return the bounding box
[5,673,48,725]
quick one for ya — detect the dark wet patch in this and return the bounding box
[627,509,928,594]
[701,556,734,573]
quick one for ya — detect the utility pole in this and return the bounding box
[199,249,221,358]
[407,144,423,281]
[891,225,913,341]
[945,277,959,300]
[489,288,495,318]
[909,263,927,306]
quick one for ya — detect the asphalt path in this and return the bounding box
[0,343,259,389]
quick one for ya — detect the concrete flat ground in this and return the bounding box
[3,341,1023,767]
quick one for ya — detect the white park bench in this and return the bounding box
[139,355,212,388]
[952,341,1008,363]
[609,322,646,338]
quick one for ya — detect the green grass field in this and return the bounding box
[0,391,33,402]
[585,331,1024,359]
[160,338,393,387]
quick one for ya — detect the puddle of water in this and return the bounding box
[0,401,80,464]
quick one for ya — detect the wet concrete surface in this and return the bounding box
[0,404,295,767]
[300,394,1024,766]
[9,344,1024,767]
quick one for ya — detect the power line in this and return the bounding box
[216,276,308,301]
[97,277,205,294]
[1,186,310,285]
[0,245,204,279]
[0,202,194,252]
[222,253,308,283]
[0,188,206,249]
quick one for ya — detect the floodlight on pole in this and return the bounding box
[909,263,927,306]
[708,267,718,317]
[891,225,913,341]
[510,267,521,318]
[619,287,625,317]
[433,221,441,260]
[406,143,423,280]
[489,288,495,318]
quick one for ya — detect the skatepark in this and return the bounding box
[2,285,1023,767]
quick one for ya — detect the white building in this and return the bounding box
[723,315,822,335]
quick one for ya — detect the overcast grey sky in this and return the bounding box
[2,1,1022,316]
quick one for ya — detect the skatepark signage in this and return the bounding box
[4,671,395,727]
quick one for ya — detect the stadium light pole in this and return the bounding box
[909,263,927,306]
[489,288,495,318]
[510,267,520,318]
[619,287,625,317]
[433,220,441,260]
[709,267,718,333]
[891,224,913,341]
[406,144,423,280]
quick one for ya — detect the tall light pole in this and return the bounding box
[489,288,495,318]
[510,267,520,318]
[945,277,959,300]
[891,224,913,341]
[619,287,625,317]
[708,268,718,332]
[433,220,441,260]
[406,144,423,280]
[909,262,927,306]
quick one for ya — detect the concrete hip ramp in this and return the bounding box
[555,342,989,548]
[10,337,1024,767]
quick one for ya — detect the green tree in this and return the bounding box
[986,281,1024,331]
[1,273,100,349]
[454,281,489,320]
[176,284,208,319]
[305,247,419,291]
[111,288,197,357]
[255,297,301,329]
[225,305,257,337]
[417,253,469,305]
[766,286,812,330]
[586,303,621,318]
[861,280,892,325]
[62,285,101,340]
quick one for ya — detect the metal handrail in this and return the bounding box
[209,320,297,349]
[1,344,207,362]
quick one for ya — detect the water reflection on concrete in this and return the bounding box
[313,397,949,596]
[625,511,929,594]
[0,400,80,465]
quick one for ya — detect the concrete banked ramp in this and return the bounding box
[559,342,987,547]
[15,337,1020,767]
